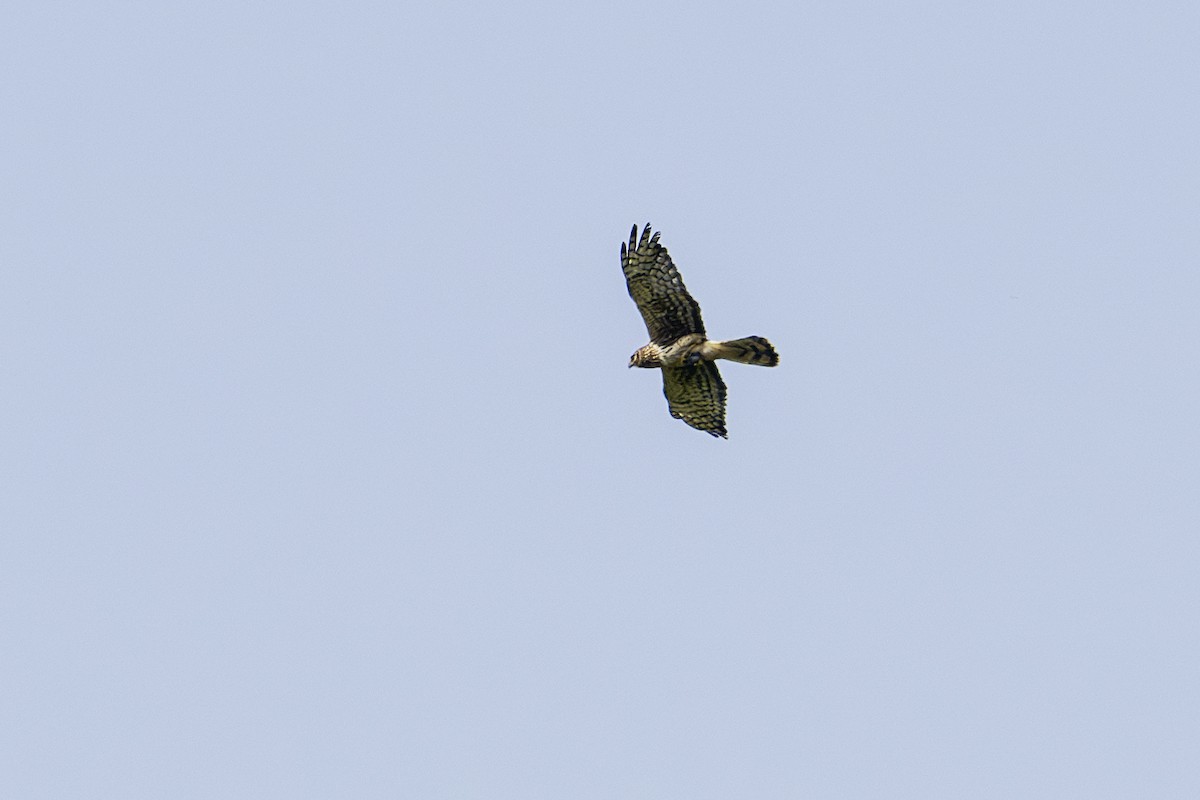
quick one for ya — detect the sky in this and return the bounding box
[3,1,1199,797]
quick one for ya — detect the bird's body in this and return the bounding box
[620,223,778,438]
[628,333,706,369]
[629,334,779,369]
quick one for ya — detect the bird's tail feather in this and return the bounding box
[710,336,779,367]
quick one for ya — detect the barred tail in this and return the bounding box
[711,336,779,367]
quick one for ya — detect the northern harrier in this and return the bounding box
[621,223,778,438]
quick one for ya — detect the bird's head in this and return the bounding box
[629,345,661,369]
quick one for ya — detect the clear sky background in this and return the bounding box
[3,1,1198,797]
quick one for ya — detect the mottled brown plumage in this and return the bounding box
[620,223,778,438]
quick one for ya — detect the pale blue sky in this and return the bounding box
[3,1,1199,797]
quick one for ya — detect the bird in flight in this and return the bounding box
[620,223,778,438]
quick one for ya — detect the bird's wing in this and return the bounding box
[620,223,706,344]
[662,362,727,438]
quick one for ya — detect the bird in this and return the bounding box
[620,223,778,438]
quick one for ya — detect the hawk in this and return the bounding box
[621,223,778,438]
